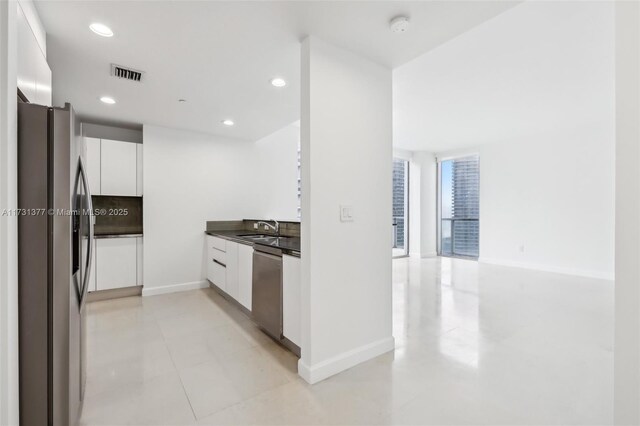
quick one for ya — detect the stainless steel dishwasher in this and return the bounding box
[251,245,283,340]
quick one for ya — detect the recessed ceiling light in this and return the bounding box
[100,96,116,104]
[270,78,287,87]
[89,23,113,37]
[222,119,234,126]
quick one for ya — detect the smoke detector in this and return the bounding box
[390,16,410,33]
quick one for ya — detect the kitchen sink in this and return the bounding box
[239,234,291,241]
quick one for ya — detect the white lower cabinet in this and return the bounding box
[282,254,301,346]
[207,237,254,311]
[87,239,97,292]
[95,237,139,291]
[237,244,253,310]
[225,241,239,300]
[208,260,226,291]
[207,236,227,291]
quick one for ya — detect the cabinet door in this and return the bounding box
[85,137,101,195]
[96,238,137,290]
[237,244,254,311]
[136,143,143,196]
[87,239,97,292]
[207,259,226,291]
[100,139,137,196]
[225,241,239,300]
[282,255,301,346]
[16,6,37,103]
[136,237,143,286]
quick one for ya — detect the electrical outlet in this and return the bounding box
[519,245,525,253]
[253,223,258,229]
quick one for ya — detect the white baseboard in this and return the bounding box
[478,257,614,281]
[298,336,395,384]
[409,252,437,259]
[141,280,209,297]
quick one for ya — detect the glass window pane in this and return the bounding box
[439,156,479,258]
[393,159,408,257]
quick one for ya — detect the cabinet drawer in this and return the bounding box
[210,246,226,264]
[208,235,226,252]
[208,259,226,290]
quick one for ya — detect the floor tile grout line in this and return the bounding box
[162,314,199,423]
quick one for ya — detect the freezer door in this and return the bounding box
[72,157,94,311]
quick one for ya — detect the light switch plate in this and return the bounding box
[340,205,354,222]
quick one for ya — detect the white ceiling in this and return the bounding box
[35,1,518,141]
[393,1,615,152]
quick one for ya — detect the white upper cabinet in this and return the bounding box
[100,139,138,196]
[136,143,143,196]
[85,137,101,195]
[17,4,51,106]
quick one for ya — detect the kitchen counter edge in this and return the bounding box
[205,230,300,258]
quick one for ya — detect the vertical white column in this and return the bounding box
[299,36,394,384]
[413,152,437,257]
[0,0,19,424]
[408,157,421,257]
[614,1,640,424]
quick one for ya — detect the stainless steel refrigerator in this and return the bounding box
[17,102,94,426]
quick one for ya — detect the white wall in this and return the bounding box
[614,1,640,423]
[253,123,300,221]
[438,121,615,280]
[142,123,299,295]
[299,36,394,384]
[394,1,615,279]
[0,0,19,424]
[394,1,616,154]
[142,125,260,294]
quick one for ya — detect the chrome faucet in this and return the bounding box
[257,219,279,235]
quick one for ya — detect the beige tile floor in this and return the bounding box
[80,256,613,425]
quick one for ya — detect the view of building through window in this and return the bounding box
[439,155,480,258]
[392,159,409,257]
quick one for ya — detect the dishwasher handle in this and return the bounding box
[253,251,281,261]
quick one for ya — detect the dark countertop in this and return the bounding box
[205,230,300,257]
[94,233,142,239]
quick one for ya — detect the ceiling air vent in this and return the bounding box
[110,64,144,82]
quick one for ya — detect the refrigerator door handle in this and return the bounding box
[78,157,94,310]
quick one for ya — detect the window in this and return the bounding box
[438,155,479,258]
[393,159,409,257]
